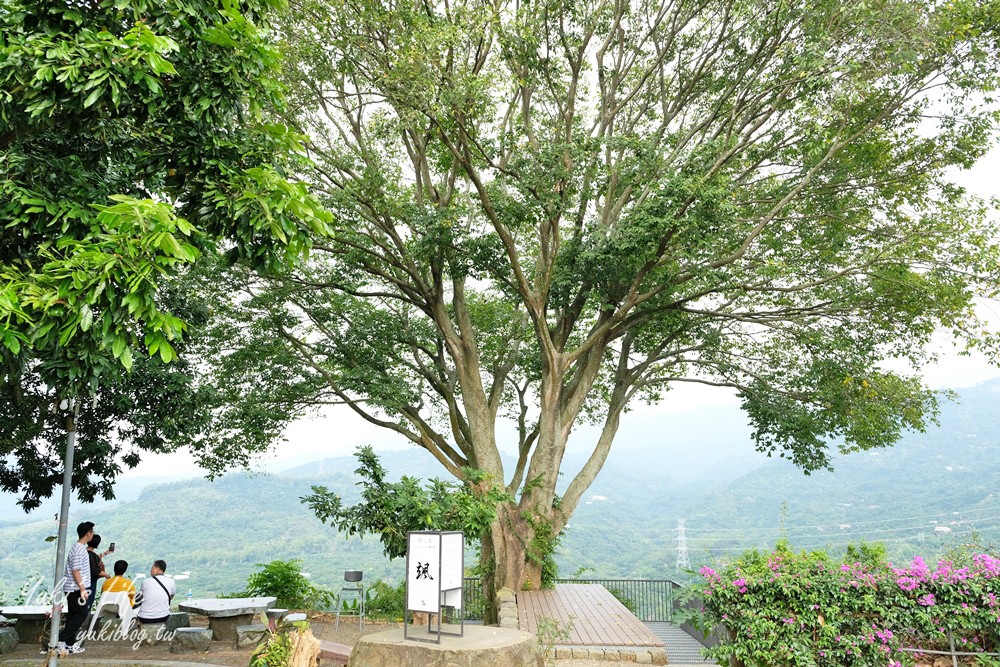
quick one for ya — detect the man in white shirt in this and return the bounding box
[54,521,94,654]
[136,560,176,624]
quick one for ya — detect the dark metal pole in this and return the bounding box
[46,398,79,667]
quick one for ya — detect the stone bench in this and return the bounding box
[170,627,213,653]
[165,611,190,632]
[285,612,307,623]
[236,623,269,649]
[135,622,168,646]
[6,616,46,644]
[0,626,18,654]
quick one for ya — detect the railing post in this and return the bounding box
[667,581,674,623]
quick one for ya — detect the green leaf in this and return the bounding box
[79,304,94,331]
[3,334,21,355]
[158,340,175,363]
[82,86,103,108]
[120,345,133,371]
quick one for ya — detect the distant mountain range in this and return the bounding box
[0,475,174,525]
[558,379,1000,578]
[2,380,998,601]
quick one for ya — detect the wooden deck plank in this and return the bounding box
[518,589,534,633]
[517,584,663,648]
[563,585,614,646]
[577,584,639,646]
[573,586,618,646]
[581,585,647,646]
[593,584,654,646]
[586,586,632,645]
[520,589,572,642]
[542,588,583,642]
[597,585,662,646]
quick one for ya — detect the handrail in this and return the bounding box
[462,577,681,621]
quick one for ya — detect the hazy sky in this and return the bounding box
[116,144,1000,482]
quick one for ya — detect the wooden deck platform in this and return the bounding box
[517,583,665,648]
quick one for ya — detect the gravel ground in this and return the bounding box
[0,612,625,666]
[309,612,614,666]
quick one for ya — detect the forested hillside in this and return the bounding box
[2,381,998,601]
[560,380,1000,579]
[0,463,395,600]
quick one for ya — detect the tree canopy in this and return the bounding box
[0,0,329,509]
[188,0,1000,606]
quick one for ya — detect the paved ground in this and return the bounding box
[645,622,715,665]
[0,614,719,666]
[3,613,378,665]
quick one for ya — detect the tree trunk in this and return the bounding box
[480,502,541,624]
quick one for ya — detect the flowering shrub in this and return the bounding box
[695,542,1000,667]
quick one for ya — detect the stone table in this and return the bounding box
[0,606,50,644]
[177,597,276,642]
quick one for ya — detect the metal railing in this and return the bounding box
[463,577,682,622]
[900,631,1000,667]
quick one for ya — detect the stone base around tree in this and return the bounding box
[551,646,668,664]
[348,624,543,667]
[496,587,519,629]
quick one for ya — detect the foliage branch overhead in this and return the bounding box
[191,0,1000,595]
[0,0,330,509]
[303,446,511,560]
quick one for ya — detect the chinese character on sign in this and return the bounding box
[415,562,434,580]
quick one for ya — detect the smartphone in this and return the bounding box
[109,543,115,552]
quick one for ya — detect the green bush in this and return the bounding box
[249,614,309,667]
[243,559,335,610]
[363,580,405,620]
[693,541,1000,667]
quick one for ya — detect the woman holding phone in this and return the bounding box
[85,535,114,610]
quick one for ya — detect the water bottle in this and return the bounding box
[187,589,193,602]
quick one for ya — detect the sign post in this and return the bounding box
[404,531,464,643]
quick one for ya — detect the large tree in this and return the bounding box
[190,0,1000,615]
[0,0,329,508]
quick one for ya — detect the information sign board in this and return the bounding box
[406,532,441,613]
[404,530,465,643]
[440,531,464,593]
